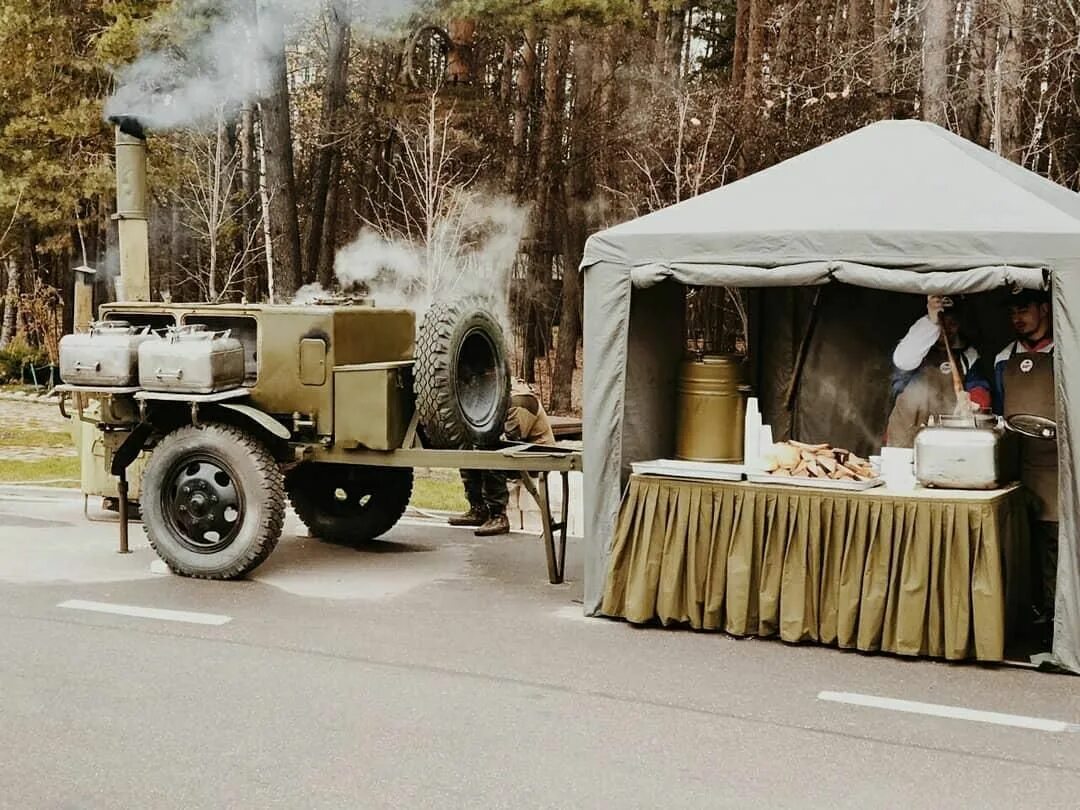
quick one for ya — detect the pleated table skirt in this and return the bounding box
[601,475,1031,661]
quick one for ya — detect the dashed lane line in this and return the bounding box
[57,599,232,626]
[818,690,1079,733]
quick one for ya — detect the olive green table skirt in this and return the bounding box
[601,476,1031,661]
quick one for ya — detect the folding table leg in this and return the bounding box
[520,472,562,584]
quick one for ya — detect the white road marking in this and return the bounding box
[818,690,1077,733]
[58,600,231,626]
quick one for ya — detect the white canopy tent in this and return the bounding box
[580,120,1080,673]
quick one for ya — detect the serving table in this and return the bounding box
[601,475,1032,661]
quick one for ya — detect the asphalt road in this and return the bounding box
[1,486,1078,809]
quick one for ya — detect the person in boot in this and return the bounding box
[448,380,556,536]
[994,285,1057,645]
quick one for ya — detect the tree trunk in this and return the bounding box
[167,205,182,301]
[523,28,566,383]
[653,9,671,77]
[977,13,997,146]
[551,37,594,415]
[447,19,477,84]
[997,0,1025,161]
[872,0,893,97]
[317,154,341,289]
[733,0,750,88]
[921,0,951,126]
[303,3,351,286]
[744,0,767,101]
[0,257,17,348]
[509,27,537,193]
[959,0,985,142]
[668,7,686,78]
[239,105,259,302]
[259,13,302,302]
[499,39,515,106]
[848,0,868,43]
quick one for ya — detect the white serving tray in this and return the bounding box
[745,473,884,492]
[631,458,745,482]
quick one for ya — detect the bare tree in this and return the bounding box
[610,83,737,215]
[357,90,495,305]
[172,113,265,302]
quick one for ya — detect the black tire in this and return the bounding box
[286,463,413,544]
[140,423,285,579]
[415,297,510,448]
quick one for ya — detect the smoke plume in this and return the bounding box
[105,0,407,130]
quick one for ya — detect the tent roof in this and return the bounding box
[583,120,1080,270]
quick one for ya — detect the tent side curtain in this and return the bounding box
[582,260,634,615]
[630,261,1047,293]
[1052,267,1080,673]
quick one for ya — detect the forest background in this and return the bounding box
[1,0,1075,414]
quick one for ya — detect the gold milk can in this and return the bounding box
[674,354,749,462]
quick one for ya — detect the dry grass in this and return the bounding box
[0,456,80,484]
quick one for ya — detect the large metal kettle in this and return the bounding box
[914,412,1006,490]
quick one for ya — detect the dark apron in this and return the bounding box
[886,348,964,448]
[1003,350,1058,521]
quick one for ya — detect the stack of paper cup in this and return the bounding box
[759,424,774,460]
[880,446,916,490]
[744,397,762,470]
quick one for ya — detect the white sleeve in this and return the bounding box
[892,316,942,370]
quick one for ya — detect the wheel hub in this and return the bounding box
[163,457,243,554]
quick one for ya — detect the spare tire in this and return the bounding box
[415,297,510,448]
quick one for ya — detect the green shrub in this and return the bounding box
[0,339,49,384]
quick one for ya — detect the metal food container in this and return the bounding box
[674,354,749,462]
[914,414,1005,490]
[138,327,245,394]
[59,321,152,387]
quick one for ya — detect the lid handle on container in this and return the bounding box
[90,320,132,334]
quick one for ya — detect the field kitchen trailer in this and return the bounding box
[57,117,580,584]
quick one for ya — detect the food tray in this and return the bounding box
[745,473,884,491]
[632,459,745,482]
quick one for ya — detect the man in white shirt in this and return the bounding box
[885,295,991,447]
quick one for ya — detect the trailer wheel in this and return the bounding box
[415,297,510,448]
[286,463,413,544]
[140,423,285,579]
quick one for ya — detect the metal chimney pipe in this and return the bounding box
[110,116,151,302]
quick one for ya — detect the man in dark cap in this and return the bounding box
[994,285,1057,636]
[886,294,991,447]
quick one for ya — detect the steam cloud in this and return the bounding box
[330,193,529,326]
[105,0,407,130]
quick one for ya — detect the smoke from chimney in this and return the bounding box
[104,0,410,131]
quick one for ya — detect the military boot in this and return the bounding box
[448,505,487,527]
[475,512,510,537]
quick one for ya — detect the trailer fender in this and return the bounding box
[110,421,155,475]
[220,403,292,440]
